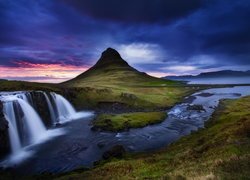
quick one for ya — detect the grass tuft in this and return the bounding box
[92,111,167,131]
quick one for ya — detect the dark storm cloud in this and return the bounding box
[191,0,250,57]
[0,0,249,81]
[127,0,250,69]
[62,0,202,23]
[0,0,100,68]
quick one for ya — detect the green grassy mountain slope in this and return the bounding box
[63,48,177,88]
[61,48,194,110]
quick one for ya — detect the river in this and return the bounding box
[1,86,250,174]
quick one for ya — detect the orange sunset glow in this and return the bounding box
[0,61,89,83]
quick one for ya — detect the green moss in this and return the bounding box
[56,96,250,179]
[93,111,167,131]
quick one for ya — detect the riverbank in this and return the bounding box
[51,95,250,179]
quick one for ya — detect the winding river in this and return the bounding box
[1,86,250,174]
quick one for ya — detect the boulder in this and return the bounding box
[91,126,99,131]
[187,104,206,112]
[102,145,126,160]
[97,142,105,148]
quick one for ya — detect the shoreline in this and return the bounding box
[49,95,250,179]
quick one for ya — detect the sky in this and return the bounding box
[0,0,250,83]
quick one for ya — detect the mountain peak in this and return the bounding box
[63,47,167,84]
[94,47,129,68]
[101,48,121,59]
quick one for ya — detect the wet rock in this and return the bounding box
[102,145,126,160]
[55,122,62,127]
[233,93,241,97]
[30,91,52,127]
[187,104,206,112]
[196,93,214,97]
[91,126,99,131]
[0,117,8,131]
[0,101,10,159]
[183,96,196,103]
[97,142,105,148]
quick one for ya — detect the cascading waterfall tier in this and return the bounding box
[43,92,57,124]
[51,93,76,123]
[0,91,92,165]
[3,101,22,154]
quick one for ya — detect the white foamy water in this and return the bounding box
[0,91,94,167]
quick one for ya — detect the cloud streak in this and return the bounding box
[0,0,249,82]
[0,61,89,83]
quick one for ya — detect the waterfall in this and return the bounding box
[17,93,29,103]
[0,92,54,165]
[1,95,47,146]
[3,102,22,154]
[51,93,76,123]
[0,91,92,165]
[43,92,57,125]
[26,92,34,106]
[16,99,47,144]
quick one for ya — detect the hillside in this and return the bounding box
[63,48,177,88]
[60,48,194,110]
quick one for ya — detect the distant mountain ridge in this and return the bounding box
[164,70,250,80]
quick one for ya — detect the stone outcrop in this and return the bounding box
[30,91,53,127]
[0,101,10,159]
[187,104,206,112]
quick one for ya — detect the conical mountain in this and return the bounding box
[92,48,130,68]
[63,48,174,87]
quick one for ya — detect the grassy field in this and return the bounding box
[92,112,167,131]
[52,96,250,180]
[0,80,60,92]
[0,69,196,112]
[63,85,195,111]
[60,57,196,110]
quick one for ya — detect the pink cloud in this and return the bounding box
[0,61,90,83]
